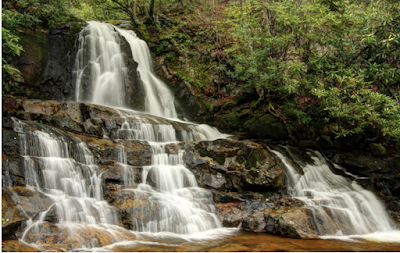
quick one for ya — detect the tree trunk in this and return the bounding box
[131,0,141,25]
[149,0,155,18]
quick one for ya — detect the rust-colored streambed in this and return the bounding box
[4,231,399,252]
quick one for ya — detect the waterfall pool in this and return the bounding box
[3,231,400,251]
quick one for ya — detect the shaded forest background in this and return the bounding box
[2,0,400,156]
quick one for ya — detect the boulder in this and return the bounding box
[107,190,160,230]
[21,222,135,251]
[250,114,289,141]
[242,207,319,239]
[2,187,53,239]
[370,143,387,156]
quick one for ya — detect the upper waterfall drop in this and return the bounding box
[75,21,128,107]
[115,27,178,119]
[74,21,177,119]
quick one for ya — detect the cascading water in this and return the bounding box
[75,21,177,119]
[271,147,400,242]
[112,110,227,234]
[116,27,177,119]
[75,20,233,242]
[12,118,134,249]
[15,20,399,251]
[75,21,128,107]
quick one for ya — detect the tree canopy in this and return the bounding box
[2,0,400,154]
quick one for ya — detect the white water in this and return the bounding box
[271,147,400,242]
[111,107,229,234]
[74,20,234,241]
[115,27,177,119]
[75,21,128,107]
[75,21,177,119]
[15,20,399,250]
[12,118,133,249]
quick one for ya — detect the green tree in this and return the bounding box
[2,0,41,93]
[224,0,400,141]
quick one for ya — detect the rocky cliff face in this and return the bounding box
[7,22,145,112]
[9,23,81,101]
[0,98,313,241]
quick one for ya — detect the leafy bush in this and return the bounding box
[223,0,400,141]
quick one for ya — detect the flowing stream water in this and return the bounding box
[271,147,400,242]
[15,21,235,250]
[13,21,400,250]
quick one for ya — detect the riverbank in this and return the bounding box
[3,231,400,252]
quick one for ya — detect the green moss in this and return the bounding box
[370,143,387,156]
[70,120,79,130]
[246,149,266,169]
[236,156,245,164]
[221,101,238,110]
[214,157,225,165]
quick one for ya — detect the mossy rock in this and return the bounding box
[250,114,289,141]
[370,143,387,156]
[246,149,267,169]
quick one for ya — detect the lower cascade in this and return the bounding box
[112,109,228,234]
[12,118,133,249]
[4,20,399,251]
[12,111,233,249]
[271,148,400,241]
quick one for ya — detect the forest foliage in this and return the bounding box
[2,0,400,152]
[225,0,400,141]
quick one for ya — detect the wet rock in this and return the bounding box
[331,152,400,197]
[2,155,26,188]
[22,222,135,251]
[2,186,53,239]
[211,190,245,203]
[242,207,320,239]
[2,96,22,113]
[4,99,205,140]
[185,150,212,169]
[195,140,244,166]
[83,118,103,136]
[107,190,160,230]
[102,164,142,184]
[370,143,387,156]
[21,99,62,115]
[226,156,245,171]
[202,173,226,190]
[2,240,42,252]
[2,129,19,156]
[277,209,318,239]
[217,199,273,228]
[216,202,249,227]
[243,211,267,232]
[112,144,149,166]
[186,139,284,193]
[250,114,289,141]
[241,164,284,191]
[239,197,322,239]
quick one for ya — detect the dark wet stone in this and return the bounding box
[250,114,289,141]
[2,187,53,239]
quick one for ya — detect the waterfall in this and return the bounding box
[115,27,178,119]
[14,20,399,251]
[12,118,133,249]
[112,109,227,234]
[75,21,177,119]
[271,147,400,242]
[75,21,128,107]
[75,20,233,241]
